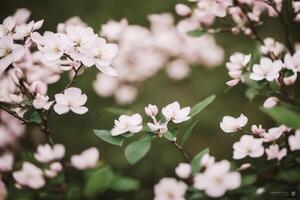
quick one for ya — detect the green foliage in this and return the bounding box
[278,168,300,182]
[163,131,176,141]
[94,129,124,146]
[84,167,114,197]
[105,107,132,115]
[109,175,140,192]
[241,175,256,187]
[261,105,300,129]
[24,108,42,123]
[187,29,205,37]
[190,95,216,117]
[124,135,154,164]
[191,148,209,175]
[181,120,199,145]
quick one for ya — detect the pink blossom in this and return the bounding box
[34,144,65,163]
[71,147,99,170]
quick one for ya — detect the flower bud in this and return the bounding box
[30,81,47,95]
[263,97,278,108]
[9,68,24,86]
[50,162,63,172]
[145,104,158,117]
[175,4,191,16]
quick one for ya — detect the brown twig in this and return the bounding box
[172,140,191,163]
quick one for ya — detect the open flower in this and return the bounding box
[194,160,241,198]
[162,101,191,123]
[262,125,286,142]
[220,114,248,133]
[265,144,287,161]
[288,130,300,151]
[13,162,45,189]
[154,178,187,200]
[200,153,215,168]
[54,87,88,115]
[111,113,143,136]
[34,144,65,163]
[0,36,25,74]
[233,135,264,159]
[175,163,191,179]
[33,94,53,110]
[71,147,99,170]
[0,152,14,172]
[250,57,283,81]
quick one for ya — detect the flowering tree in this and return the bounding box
[1,0,300,199]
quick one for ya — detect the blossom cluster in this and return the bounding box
[93,13,224,105]
[0,142,99,196]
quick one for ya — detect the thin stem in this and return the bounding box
[172,140,191,163]
[64,65,82,90]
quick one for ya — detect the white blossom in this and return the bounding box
[220,114,248,133]
[111,113,143,136]
[162,101,191,123]
[54,87,88,115]
[154,178,187,200]
[288,130,300,151]
[265,144,287,161]
[175,163,191,179]
[71,147,99,170]
[263,97,279,108]
[13,162,45,189]
[250,57,283,81]
[34,143,65,163]
[233,135,264,159]
[194,160,241,198]
[0,152,14,172]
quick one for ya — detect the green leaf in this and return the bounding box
[191,148,209,175]
[190,95,215,117]
[94,129,124,146]
[109,175,140,191]
[261,105,300,129]
[30,111,42,123]
[84,167,114,197]
[278,168,300,182]
[187,29,205,37]
[181,120,199,145]
[241,175,256,186]
[105,107,132,115]
[163,131,176,141]
[125,135,154,164]
[66,184,81,200]
[20,99,32,106]
[245,88,259,101]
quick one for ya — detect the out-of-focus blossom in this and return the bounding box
[263,97,279,108]
[166,59,191,81]
[54,87,88,115]
[111,114,143,136]
[233,135,264,159]
[34,144,65,163]
[238,163,251,171]
[114,85,138,105]
[13,162,45,189]
[220,114,248,133]
[284,50,300,73]
[194,160,241,198]
[57,16,87,33]
[154,178,187,200]
[175,4,191,17]
[265,144,287,161]
[71,147,99,170]
[250,57,283,81]
[93,73,119,97]
[200,153,215,168]
[162,101,191,123]
[175,163,191,179]
[293,2,300,22]
[288,130,300,151]
[0,152,14,172]
[100,19,128,41]
[44,162,63,178]
[30,81,47,95]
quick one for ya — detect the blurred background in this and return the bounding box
[1,0,289,199]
